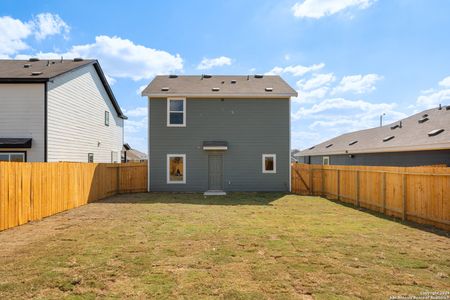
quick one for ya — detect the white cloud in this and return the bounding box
[197,56,232,70]
[291,97,407,150]
[292,0,376,19]
[297,73,335,90]
[125,117,147,134]
[124,106,147,117]
[415,75,450,109]
[33,13,70,40]
[0,16,32,56]
[293,87,329,104]
[292,73,335,104]
[18,35,183,81]
[265,63,324,77]
[332,73,383,94]
[0,13,71,57]
[417,89,450,108]
[136,84,148,95]
[438,76,450,88]
[292,97,399,120]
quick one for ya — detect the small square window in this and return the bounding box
[262,154,276,173]
[105,111,110,126]
[167,154,186,184]
[88,153,94,163]
[323,156,330,165]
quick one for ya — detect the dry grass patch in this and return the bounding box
[0,192,449,299]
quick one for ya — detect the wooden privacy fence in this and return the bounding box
[0,162,147,231]
[292,163,450,231]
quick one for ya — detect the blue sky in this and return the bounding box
[1,0,449,152]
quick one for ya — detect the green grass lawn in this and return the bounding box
[0,193,449,299]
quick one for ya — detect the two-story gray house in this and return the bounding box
[142,75,297,194]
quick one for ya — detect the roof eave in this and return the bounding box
[297,142,450,156]
[0,78,49,83]
[91,62,127,119]
[142,93,297,98]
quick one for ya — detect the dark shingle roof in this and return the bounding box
[296,106,450,156]
[0,59,94,81]
[142,75,297,98]
[0,59,126,119]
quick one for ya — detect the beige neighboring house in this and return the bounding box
[122,144,148,162]
[0,58,127,163]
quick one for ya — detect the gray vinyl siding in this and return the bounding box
[47,64,123,162]
[299,150,450,167]
[149,98,290,192]
[0,83,45,162]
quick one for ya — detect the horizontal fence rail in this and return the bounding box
[291,163,450,231]
[0,162,148,231]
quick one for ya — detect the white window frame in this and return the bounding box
[167,154,186,184]
[262,154,277,174]
[111,151,119,163]
[0,152,26,162]
[323,156,330,165]
[167,98,186,127]
[105,111,110,126]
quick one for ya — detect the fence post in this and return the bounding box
[355,170,360,207]
[382,172,386,214]
[402,173,407,221]
[337,169,340,201]
[309,167,314,196]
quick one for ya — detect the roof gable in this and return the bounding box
[0,59,126,119]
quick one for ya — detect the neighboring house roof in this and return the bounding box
[0,59,127,119]
[142,75,298,98]
[296,106,450,157]
[123,144,148,161]
[126,149,148,161]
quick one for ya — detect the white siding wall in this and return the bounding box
[47,64,124,162]
[0,84,45,162]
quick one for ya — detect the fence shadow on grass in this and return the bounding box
[99,192,287,206]
[325,197,450,238]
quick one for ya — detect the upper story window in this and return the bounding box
[105,111,110,126]
[167,98,186,127]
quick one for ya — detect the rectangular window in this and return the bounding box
[105,111,110,126]
[111,151,119,163]
[167,98,186,127]
[323,156,330,165]
[262,154,276,174]
[88,153,94,163]
[167,154,186,184]
[0,152,25,162]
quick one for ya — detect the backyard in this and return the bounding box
[0,193,449,299]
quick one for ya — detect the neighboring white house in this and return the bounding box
[0,58,127,162]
